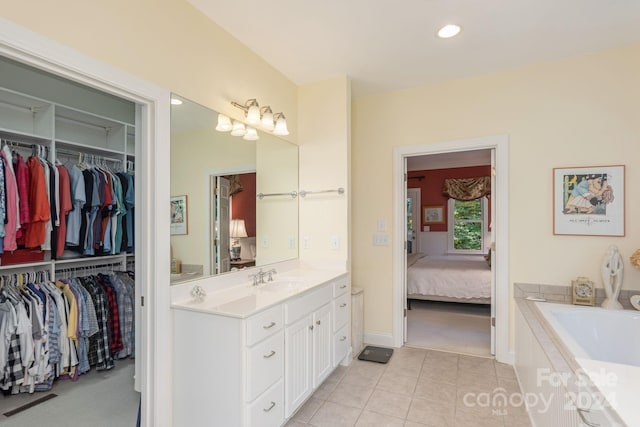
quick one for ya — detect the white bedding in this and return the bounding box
[407,256,491,300]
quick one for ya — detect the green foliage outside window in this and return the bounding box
[453,199,483,250]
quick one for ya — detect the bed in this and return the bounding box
[407,254,491,305]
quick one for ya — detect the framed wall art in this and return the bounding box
[423,205,445,224]
[170,195,188,235]
[553,165,625,236]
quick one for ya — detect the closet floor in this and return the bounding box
[0,359,138,426]
[406,300,492,357]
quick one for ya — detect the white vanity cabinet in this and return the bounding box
[173,303,285,427]
[172,271,350,426]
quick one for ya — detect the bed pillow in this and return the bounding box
[407,252,426,267]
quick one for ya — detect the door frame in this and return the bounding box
[392,135,510,363]
[1,19,170,424]
[406,188,421,255]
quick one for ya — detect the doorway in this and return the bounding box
[1,20,169,425]
[392,135,510,363]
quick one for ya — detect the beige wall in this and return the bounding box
[353,44,640,345]
[298,77,351,265]
[0,0,298,139]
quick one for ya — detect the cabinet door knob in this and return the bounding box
[340,303,347,308]
[263,350,276,359]
[263,401,276,412]
[309,325,314,330]
[340,284,346,289]
[340,336,347,341]
[263,321,276,329]
[316,320,321,325]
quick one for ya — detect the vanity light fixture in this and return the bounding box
[437,24,461,39]
[272,112,290,136]
[215,113,232,132]
[243,127,259,141]
[230,120,247,136]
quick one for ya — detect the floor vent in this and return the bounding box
[3,393,58,417]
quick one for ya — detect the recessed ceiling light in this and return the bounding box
[437,24,461,39]
[171,98,183,105]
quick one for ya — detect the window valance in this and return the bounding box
[442,176,491,200]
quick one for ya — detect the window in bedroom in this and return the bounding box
[447,197,488,254]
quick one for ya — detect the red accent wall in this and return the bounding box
[231,173,256,237]
[408,166,491,232]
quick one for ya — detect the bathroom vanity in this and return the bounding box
[171,268,350,426]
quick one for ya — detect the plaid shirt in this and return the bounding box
[97,274,123,356]
[1,333,24,391]
[112,274,134,359]
[79,277,113,371]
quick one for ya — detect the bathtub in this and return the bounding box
[535,302,640,426]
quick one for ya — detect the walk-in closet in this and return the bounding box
[0,54,140,425]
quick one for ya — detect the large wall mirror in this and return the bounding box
[170,95,298,283]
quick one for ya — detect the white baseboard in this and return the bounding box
[364,331,396,348]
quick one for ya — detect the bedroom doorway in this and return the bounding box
[405,150,494,357]
[392,135,510,363]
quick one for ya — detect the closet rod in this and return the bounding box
[54,261,124,273]
[57,114,113,133]
[256,191,298,200]
[0,99,38,113]
[0,138,47,151]
[299,187,345,198]
[55,148,123,164]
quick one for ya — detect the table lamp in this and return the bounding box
[230,219,248,261]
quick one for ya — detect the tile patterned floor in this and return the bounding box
[286,347,532,427]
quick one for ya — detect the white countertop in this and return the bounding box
[171,267,347,318]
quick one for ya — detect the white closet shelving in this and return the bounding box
[0,83,135,277]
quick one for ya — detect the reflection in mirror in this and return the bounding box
[170,95,298,283]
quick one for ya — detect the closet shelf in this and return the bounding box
[55,139,126,156]
[0,260,51,271]
[54,254,127,266]
[0,128,52,144]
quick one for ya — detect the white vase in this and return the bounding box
[600,245,624,310]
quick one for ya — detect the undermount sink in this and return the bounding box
[260,279,307,292]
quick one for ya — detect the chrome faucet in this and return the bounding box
[190,285,207,302]
[249,268,277,286]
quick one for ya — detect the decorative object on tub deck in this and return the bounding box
[630,248,640,270]
[601,245,624,309]
[630,295,640,311]
[571,276,595,306]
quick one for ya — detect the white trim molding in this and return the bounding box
[0,18,171,425]
[392,135,510,363]
[364,331,396,348]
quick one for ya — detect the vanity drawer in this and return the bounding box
[333,324,350,367]
[332,276,349,297]
[246,304,283,346]
[246,331,284,402]
[285,283,332,325]
[333,292,349,332]
[247,379,284,427]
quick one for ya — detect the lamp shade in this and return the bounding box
[215,113,232,132]
[230,219,248,238]
[230,120,246,136]
[261,107,275,131]
[246,103,260,124]
[273,113,289,136]
[243,127,259,141]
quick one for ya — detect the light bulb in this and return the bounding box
[261,107,274,131]
[243,127,259,141]
[437,24,461,39]
[230,120,246,136]
[273,113,289,136]
[215,114,232,132]
[246,102,260,124]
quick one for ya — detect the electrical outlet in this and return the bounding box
[289,237,296,249]
[377,218,387,232]
[262,236,269,248]
[373,234,389,246]
[330,236,340,250]
[303,237,310,249]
